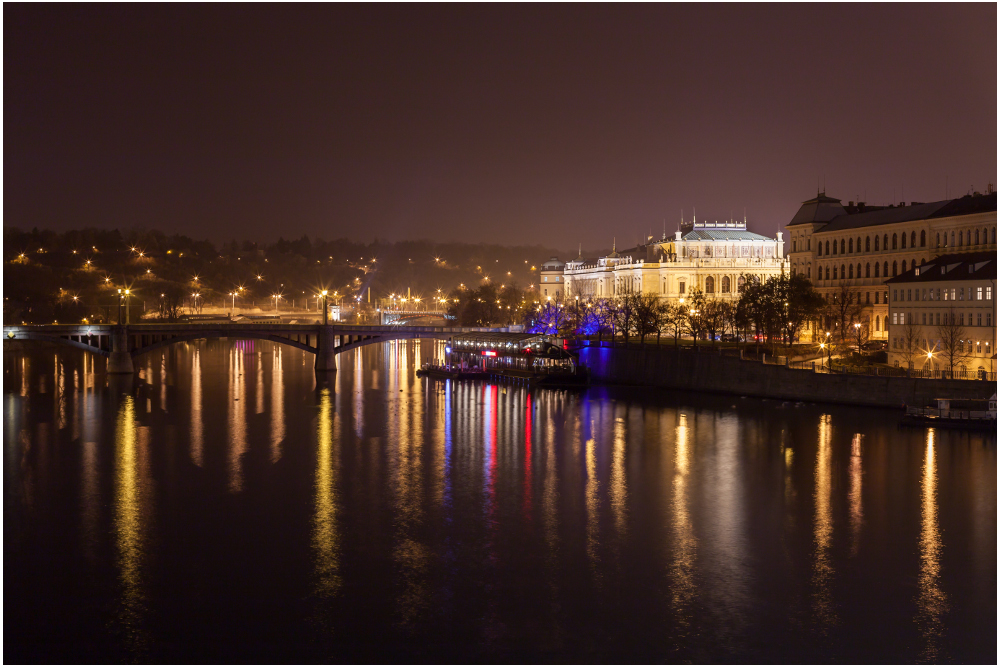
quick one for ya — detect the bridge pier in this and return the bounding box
[107,326,135,374]
[315,326,337,372]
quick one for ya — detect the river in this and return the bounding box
[4,339,996,662]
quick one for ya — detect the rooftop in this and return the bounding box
[788,192,997,232]
[884,251,996,284]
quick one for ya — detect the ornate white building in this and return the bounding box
[542,217,787,303]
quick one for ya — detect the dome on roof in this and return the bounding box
[541,256,564,270]
[788,192,847,226]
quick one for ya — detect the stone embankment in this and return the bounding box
[577,345,996,408]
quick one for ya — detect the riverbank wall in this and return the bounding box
[577,346,997,408]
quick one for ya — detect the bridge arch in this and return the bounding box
[4,331,110,357]
[130,331,316,359]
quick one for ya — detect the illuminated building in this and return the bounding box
[786,189,997,341]
[555,217,785,303]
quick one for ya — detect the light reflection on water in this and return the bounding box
[2,339,996,663]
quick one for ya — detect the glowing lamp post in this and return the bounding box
[321,290,329,325]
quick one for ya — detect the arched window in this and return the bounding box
[737,275,746,292]
[848,264,854,279]
[856,237,861,253]
[892,261,897,276]
[705,276,715,293]
[832,266,837,280]
[849,238,854,253]
[721,276,731,293]
[825,266,830,280]
[865,263,871,278]
[883,234,888,250]
[901,233,906,249]
[807,267,811,279]
[874,262,880,278]
[840,239,845,254]
[825,240,830,255]
[901,260,907,273]
[951,231,955,246]
[910,231,916,247]
[841,264,846,279]
[865,236,871,252]
[920,230,926,247]
[958,231,963,246]
[976,229,980,245]
[857,263,861,278]
[883,261,888,276]
[892,233,898,249]
[833,240,838,255]
[874,236,879,251]
[875,315,880,332]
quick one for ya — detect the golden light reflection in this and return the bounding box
[669,412,697,627]
[81,439,99,560]
[812,414,836,630]
[190,347,203,466]
[849,434,864,556]
[228,347,246,492]
[585,436,600,569]
[270,347,284,462]
[312,388,341,597]
[916,429,948,662]
[256,350,265,414]
[610,416,628,536]
[113,395,149,657]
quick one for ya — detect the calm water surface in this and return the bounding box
[4,340,996,663]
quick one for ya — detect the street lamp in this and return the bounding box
[321,290,328,325]
[272,294,281,312]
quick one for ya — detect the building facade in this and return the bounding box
[786,190,997,341]
[551,218,786,304]
[885,252,996,374]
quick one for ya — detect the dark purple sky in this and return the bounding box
[6,4,996,248]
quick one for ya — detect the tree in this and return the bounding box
[634,293,661,344]
[610,293,640,343]
[899,317,921,368]
[684,288,708,345]
[851,318,871,356]
[825,282,864,343]
[702,298,727,346]
[936,308,972,376]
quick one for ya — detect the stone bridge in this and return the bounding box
[2,322,511,373]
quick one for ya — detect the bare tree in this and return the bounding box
[936,308,972,376]
[900,317,921,369]
[825,282,864,343]
[634,293,661,344]
[851,317,871,356]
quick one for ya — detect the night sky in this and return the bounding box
[6,4,996,248]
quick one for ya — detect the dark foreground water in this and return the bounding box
[4,340,996,663]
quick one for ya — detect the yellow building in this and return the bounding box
[786,190,997,340]
[561,219,786,303]
[885,252,996,375]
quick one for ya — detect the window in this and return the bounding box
[892,312,898,325]
[840,239,845,254]
[874,263,880,278]
[901,233,906,249]
[833,266,838,280]
[910,231,916,247]
[849,238,854,253]
[825,266,830,280]
[856,263,861,279]
[936,313,940,325]
[893,289,898,302]
[958,231,963,246]
[951,231,955,246]
[943,289,949,301]
[892,261,897,276]
[721,276,731,293]
[856,237,861,253]
[875,315,879,331]
[959,288,964,301]
[977,312,982,326]
[901,260,907,273]
[920,230,926,247]
[875,292,880,304]
[679,281,686,294]
[892,233,898,249]
[951,288,956,300]
[907,289,912,301]
[865,263,871,278]
[975,229,980,245]
[807,267,811,279]
[988,314,993,327]
[936,232,940,247]
[875,236,881,251]
[922,313,926,325]
[977,287,983,300]
[987,286,992,300]
[849,265,854,279]
[705,276,715,293]
[865,236,871,252]
[959,313,964,326]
